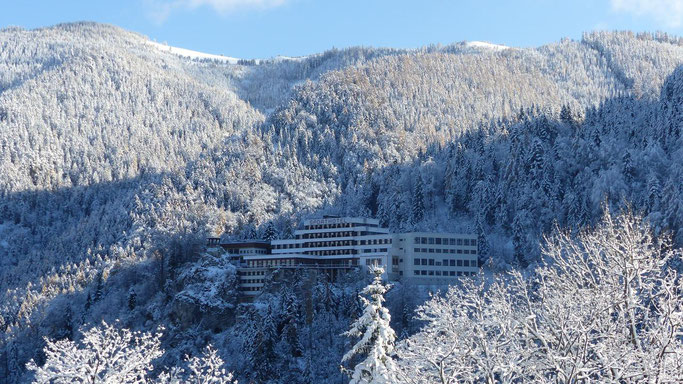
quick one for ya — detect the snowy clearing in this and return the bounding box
[465,41,510,51]
[147,41,242,64]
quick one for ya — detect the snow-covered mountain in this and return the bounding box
[1,23,682,383]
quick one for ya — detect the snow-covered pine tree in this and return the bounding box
[263,221,277,241]
[127,288,136,311]
[411,177,424,225]
[341,266,397,384]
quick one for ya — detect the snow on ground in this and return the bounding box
[465,41,510,51]
[147,41,242,64]
[147,41,314,65]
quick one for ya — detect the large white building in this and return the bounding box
[218,216,479,299]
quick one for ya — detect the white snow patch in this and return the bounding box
[271,54,311,62]
[465,41,510,51]
[147,41,242,64]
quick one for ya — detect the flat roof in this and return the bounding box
[220,240,271,249]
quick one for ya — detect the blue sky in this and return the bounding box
[1,0,682,58]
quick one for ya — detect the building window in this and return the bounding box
[421,258,428,265]
[428,238,435,244]
[414,248,420,252]
[457,260,463,267]
[449,260,455,267]
[450,271,456,276]
[456,239,463,245]
[435,238,442,245]
[428,270,434,276]
[429,248,435,253]
[414,258,420,265]
[429,259,435,266]
[463,260,470,267]
[436,271,442,276]
[463,239,470,246]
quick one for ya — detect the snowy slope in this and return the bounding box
[465,41,510,51]
[148,40,242,63]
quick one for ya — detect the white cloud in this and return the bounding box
[145,0,289,24]
[611,0,683,28]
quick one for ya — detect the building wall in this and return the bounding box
[220,218,480,298]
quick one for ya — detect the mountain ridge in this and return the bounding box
[0,22,682,383]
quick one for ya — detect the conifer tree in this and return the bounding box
[342,267,397,384]
[127,288,136,311]
[411,178,424,225]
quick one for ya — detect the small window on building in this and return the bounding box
[428,270,434,276]
[456,239,463,245]
[414,258,420,265]
[463,260,470,267]
[435,238,442,245]
[428,237,435,244]
[429,259,435,266]
[449,260,455,267]
[457,260,463,267]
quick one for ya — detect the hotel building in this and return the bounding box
[217,216,479,299]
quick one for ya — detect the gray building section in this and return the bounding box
[216,216,479,299]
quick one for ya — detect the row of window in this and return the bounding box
[242,287,261,292]
[363,248,389,253]
[241,279,264,284]
[299,231,357,239]
[414,270,477,277]
[359,238,392,245]
[415,237,477,246]
[242,270,266,276]
[239,249,267,254]
[413,248,476,254]
[247,259,299,267]
[414,258,476,267]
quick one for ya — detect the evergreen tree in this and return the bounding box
[249,306,278,383]
[342,267,397,384]
[127,288,136,311]
[475,217,489,266]
[93,272,103,303]
[622,151,635,182]
[279,287,303,358]
[411,177,424,225]
[263,221,277,241]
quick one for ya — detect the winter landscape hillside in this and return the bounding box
[0,22,682,383]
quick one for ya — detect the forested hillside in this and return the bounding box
[0,23,682,383]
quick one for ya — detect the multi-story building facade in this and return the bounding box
[218,216,479,299]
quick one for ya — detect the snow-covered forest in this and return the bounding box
[0,23,682,382]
